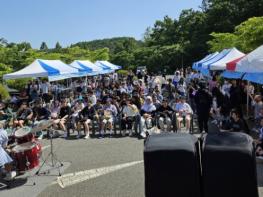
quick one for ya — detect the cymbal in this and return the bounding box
[31,120,53,133]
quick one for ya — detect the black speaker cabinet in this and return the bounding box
[202,132,258,197]
[144,133,201,197]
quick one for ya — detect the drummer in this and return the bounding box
[0,123,16,181]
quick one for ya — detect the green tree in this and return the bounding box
[0,63,13,81]
[202,0,263,33]
[40,42,48,51]
[55,42,62,50]
[208,17,263,53]
[235,17,263,52]
[207,32,238,52]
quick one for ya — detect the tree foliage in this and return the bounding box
[55,42,62,51]
[40,42,48,51]
[208,17,263,53]
[0,0,262,76]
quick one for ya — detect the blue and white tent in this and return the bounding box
[192,52,219,70]
[199,49,231,70]
[221,71,244,79]
[3,59,79,81]
[70,60,110,76]
[209,48,245,70]
[243,73,263,84]
[95,61,122,71]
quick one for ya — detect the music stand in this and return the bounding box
[34,123,63,176]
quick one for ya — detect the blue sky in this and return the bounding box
[0,0,201,48]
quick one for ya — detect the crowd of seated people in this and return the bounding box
[0,69,262,149]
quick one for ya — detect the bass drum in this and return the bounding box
[12,141,42,172]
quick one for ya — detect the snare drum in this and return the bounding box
[15,127,34,144]
[12,141,42,172]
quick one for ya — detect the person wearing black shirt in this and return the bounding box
[32,101,51,139]
[229,110,245,132]
[78,102,96,139]
[229,80,242,117]
[194,82,212,133]
[53,100,71,138]
[33,101,50,121]
[156,100,174,132]
[42,91,53,104]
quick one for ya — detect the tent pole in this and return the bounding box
[247,80,249,118]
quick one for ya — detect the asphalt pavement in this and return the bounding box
[38,135,145,197]
[1,131,263,197]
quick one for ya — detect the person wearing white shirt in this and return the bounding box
[221,80,232,97]
[121,99,139,136]
[119,83,128,94]
[87,90,97,106]
[177,78,187,96]
[140,96,156,137]
[41,80,49,94]
[175,97,193,132]
[173,71,181,86]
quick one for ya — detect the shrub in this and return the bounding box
[6,78,31,91]
[0,84,10,101]
[117,70,129,76]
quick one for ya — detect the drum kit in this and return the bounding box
[6,119,62,180]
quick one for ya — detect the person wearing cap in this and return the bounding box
[175,96,193,132]
[140,96,156,138]
[156,99,174,132]
[100,98,117,138]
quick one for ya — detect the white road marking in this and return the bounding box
[56,160,143,188]
[42,145,50,151]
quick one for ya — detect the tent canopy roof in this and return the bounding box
[199,49,230,69]
[235,45,263,73]
[209,48,245,70]
[96,61,121,70]
[226,56,245,71]
[3,59,78,81]
[193,52,219,70]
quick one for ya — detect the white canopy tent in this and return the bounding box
[235,45,263,73]
[3,59,79,81]
[209,48,245,70]
[95,61,122,70]
[192,52,219,70]
[199,49,230,69]
[70,60,112,76]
